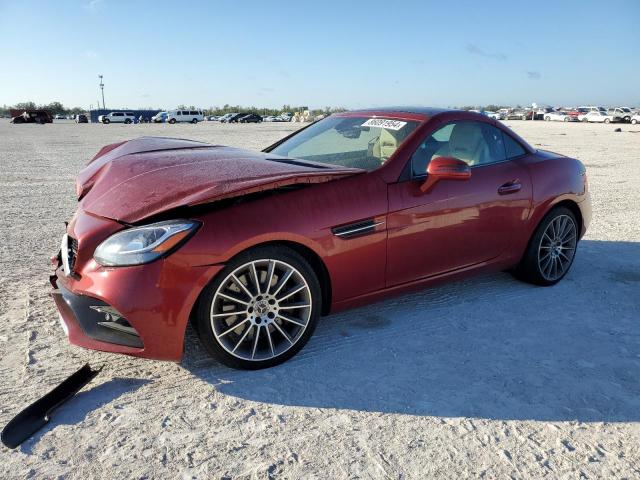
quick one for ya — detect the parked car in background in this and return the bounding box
[630,113,640,125]
[10,110,54,124]
[263,116,276,122]
[238,113,263,123]
[54,114,65,120]
[580,106,608,114]
[226,112,252,123]
[152,112,167,123]
[75,114,88,123]
[166,109,204,124]
[218,113,237,123]
[483,111,502,120]
[544,111,576,122]
[579,111,615,123]
[563,107,589,119]
[533,107,554,120]
[608,107,633,123]
[506,109,532,120]
[205,115,220,121]
[98,112,135,124]
[51,108,591,369]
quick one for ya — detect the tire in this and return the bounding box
[195,245,322,369]
[604,118,610,124]
[124,118,132,124]
[169,118,176,124]
[191,118,198,124]
[103,118,110,124]
[545,116,550,121]
[632,119,638,125]
[512,207,578,286]
[563,116,569,122]
[581,117,588,123]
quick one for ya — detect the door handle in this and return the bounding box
[498,181,522,195]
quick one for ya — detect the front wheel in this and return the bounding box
[191,118,198,124]
[604,118,610,124]
[512,207,578,286]
[168,118,176,124]
[103,118,110,124]
[632,119,638,125]
[195,246,321,369]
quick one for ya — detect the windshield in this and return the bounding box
[270,116,419,171]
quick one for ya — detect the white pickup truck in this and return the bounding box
[607,107,633,123]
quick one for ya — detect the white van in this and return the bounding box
[98,112,136,124]
[166,109,204,124]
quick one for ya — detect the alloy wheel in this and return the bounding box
[210,259,312,361]
[537,214,577,281]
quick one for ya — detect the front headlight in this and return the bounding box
[94,219,199,266]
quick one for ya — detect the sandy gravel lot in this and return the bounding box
[0,119,639,479]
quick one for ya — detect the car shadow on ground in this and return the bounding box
[19,377,149,454]
[184,240,640,423]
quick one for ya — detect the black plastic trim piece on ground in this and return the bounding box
[1,364,102,449]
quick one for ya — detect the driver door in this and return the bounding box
[385,120,532,286]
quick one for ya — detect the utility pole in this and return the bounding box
[99,75,105,110]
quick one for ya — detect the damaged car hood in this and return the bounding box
[77,137,363,223]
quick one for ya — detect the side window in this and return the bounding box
[503,133,526,158]
[410,121,506,176]
[189,110,198,115]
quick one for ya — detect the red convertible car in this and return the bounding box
[51,108,591,369]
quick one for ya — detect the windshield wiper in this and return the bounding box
[265,158,331,169]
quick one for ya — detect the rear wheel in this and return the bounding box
[545,116,550,121]
[604,118,610,124]
[632,119,638,125]
[563,116,569,122]
[191,118,198,124]
[513,207,578,286]
[195,246,321,369]
[124,118,132,124]
[169,118,176,124]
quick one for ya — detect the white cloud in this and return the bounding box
[84,0,104,10]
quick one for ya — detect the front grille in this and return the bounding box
[68,236,78,272]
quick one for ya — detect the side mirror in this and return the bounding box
[420,156,471,193]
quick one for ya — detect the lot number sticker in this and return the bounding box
[361,118,407,130]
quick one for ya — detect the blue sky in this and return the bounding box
[1,0,638,109]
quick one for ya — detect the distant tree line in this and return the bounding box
[199,104,347,117]
[1,102,348,118]
[0,101,87,117]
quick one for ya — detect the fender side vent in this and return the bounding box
[331,219,383,239]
